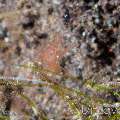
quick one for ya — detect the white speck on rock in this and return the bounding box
[52,0,61,5]
[5,37,9,42]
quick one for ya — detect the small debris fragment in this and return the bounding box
[15,46,21,56]
[0,24,9,40]
[63,8,70,24]
[48,7,54,15]
[21,17,35,29]
[37,33,48,39]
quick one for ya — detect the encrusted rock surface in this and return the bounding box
[0,0,120,119]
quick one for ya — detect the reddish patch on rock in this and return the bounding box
[36,34,67,73]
